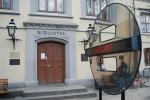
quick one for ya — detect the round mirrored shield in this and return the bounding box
[85,3,141,94]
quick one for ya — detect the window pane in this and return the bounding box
[101,0,106,11]
[2,0,11,9]
[39,0,46,10]
[147,24,150,32]
[48,0,55,12]
[94,0,100,15]
[146,15,150,23]
[99,6,111,22]
[87,0,93,15]
[141,24,147,32]
[57,0,63,13]
[141,15,146,23]
[102,57,116,71]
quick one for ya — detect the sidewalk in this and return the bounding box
[101,87,150,100]
[0,84,150,100]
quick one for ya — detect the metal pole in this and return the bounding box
[99,88,102,100]
[12,37,15,50]
[121,91,125,100]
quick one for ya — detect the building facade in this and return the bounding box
[0,0,149,88]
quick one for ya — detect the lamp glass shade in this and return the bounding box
[7,19,16,37]
[88,24,93,29]
[7,26,16,37]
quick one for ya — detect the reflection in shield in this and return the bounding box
[85,3,141,95]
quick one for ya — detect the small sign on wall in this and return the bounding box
[9,59,20,65]
[81,54,88,61]
[9,52,20,65]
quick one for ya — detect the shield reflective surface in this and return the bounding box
[85,3,141,95]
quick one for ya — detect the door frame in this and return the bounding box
[37,41,66,84]
[35,38,68,85]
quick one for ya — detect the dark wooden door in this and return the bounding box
[37,42,65,84]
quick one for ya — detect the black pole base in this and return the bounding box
[99,88,102,100]
[121,91,125,100]
[98,89,126,100]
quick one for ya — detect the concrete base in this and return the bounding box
[8,82,25,89]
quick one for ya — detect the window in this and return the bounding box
[144,48,150,66]
[141,13,150,33]
[100,0,106,11]
[86,0,100,16]
[0,0,12,10]
[38,0,64,13]
[86,0,107,16]
[96,56,117,71]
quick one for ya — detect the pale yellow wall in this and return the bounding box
[135,1,150,70]
[0,0,150,83]
[0,28,26,83]
[140,35,150,71]
[72,0,94,79]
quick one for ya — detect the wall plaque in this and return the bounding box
[9,52,20,65]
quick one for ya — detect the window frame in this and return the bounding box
[100,0,106,11]
[38,0,64,14]
[0,0,12,10]
[141,13,150,33]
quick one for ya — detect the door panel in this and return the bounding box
[37,45,48,84]
[37,42,65,84]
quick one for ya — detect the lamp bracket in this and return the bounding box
[78,39,89,49]
[7,38,21,50]
[7,38,22,41]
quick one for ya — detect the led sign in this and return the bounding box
[86,36,141,57]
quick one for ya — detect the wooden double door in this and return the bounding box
[37,42,65,84]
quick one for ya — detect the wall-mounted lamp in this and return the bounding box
[7,19,21,50]
[79,24,96,49]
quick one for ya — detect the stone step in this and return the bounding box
[66,98,98,100]
[23,84,87,97]
[23,90,97,100]
[0,90,23,99]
